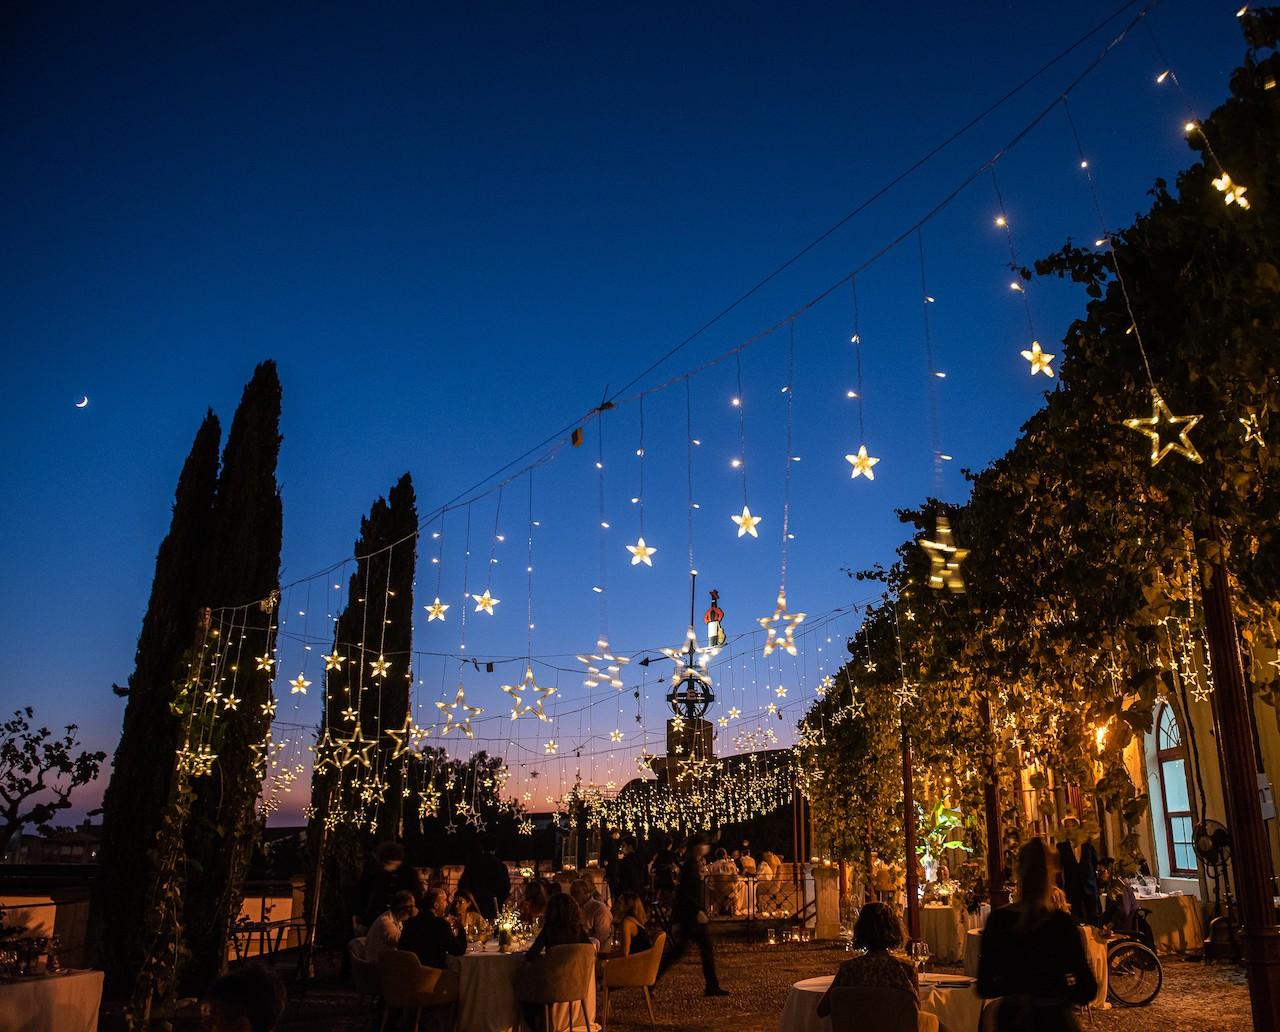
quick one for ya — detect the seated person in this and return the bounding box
[207,965,286,1032]
[363,890,416,961]
[709,848,739,876]
[400,888,467,969]
[570,877,613,948]
[519,879,551,929]
[524,893,591,960]
[816,901,917,1018]
[449,888,488,938]
[613,891,652,955]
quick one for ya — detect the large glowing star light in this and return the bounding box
[626,537,657,566]
[758,591,805,657]
[1123,389,1203,466]
[731,505,762,537]
[920,514,967,593]
[1020,340,1055,377]
[436,685,483,737]
[844,445,879,480]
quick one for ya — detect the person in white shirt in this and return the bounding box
[363,890,416,961]
[570,878,612,949]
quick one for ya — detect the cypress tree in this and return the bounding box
[309,472,416,939]
[92,411,221,990]
[181,362,283,992]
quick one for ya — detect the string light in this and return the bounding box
[1123,388,1204,465]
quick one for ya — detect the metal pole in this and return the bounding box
[1199,532,1280,1030]
[902,725,920,943]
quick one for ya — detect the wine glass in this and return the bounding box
[908,941,931,974]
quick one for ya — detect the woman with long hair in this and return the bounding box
[448,888,487,937]
[977,838,1098,1031]
[815,901,917,1018]
[613,891,652,955]
[524,891,591,960]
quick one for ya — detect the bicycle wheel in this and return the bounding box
[1107,940,1163,1006]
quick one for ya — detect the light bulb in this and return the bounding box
[994,215,1006,227]
[731,397,741,407]
[730,458,742,469]
[1184,121,1198,133]
[933,371,947,379]
[1156,70,1170,84]
[846,390,858,398]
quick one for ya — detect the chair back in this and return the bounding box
[519,942,596,1004]
[603,931,666,989]
[826,986,918,1032]
[377,949,444,1008]
[978,998,1001,1032]
[348,937,381,997]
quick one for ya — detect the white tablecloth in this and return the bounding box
[776,973,980,1032]
[1136,893,1203,954]
[921,905,965,963]
[0,970,104,1032]
[449,948,596,1032]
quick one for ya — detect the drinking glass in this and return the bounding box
[909,941,931,974]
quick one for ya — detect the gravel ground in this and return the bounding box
[275,939,1254,1032]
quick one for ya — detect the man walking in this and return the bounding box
[658,835,728,996]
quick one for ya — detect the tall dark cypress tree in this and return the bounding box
[309,472,416,938]
[92,411,221,990]
[181,362,283,992]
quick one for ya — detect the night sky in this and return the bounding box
[1,2,1249,823]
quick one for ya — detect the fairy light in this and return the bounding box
[844,276,879,481]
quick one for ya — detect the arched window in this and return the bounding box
[1156,705,1196,875]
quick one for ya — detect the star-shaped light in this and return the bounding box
[502,665,556,722]
[435,684,483,737]
[610,729,624,743]
[845,445,880,481]
[731,505,763,538]
[545,740,558,755]
[288,673,311,695]
[717,716,729,727]
[340,705,358,723]
[472,589,500,615]
[425,597,450,621]
[766,702,778,714]
[1123,389,1204,465]
[1020,340,1055,377]
[577,637,630,689]
[369,655,391,678]
[384,718,423,760]
[865,660,878,672]
[261,698,277,717]
[775,686,788,698]
[1240,411,1267,447]
[728,706,742,720]
[256,653,277,671]
[759,591,805,657]
[322,651,345,671]
[223,693,241,711]
[626,536,657,566]
[904,608,917,621]
[1212,171,1250,209]
[920,515,968,593]
[334,726,376,769]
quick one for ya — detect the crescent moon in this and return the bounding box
[75,396,89,408]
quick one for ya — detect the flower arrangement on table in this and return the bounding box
[494,901,532,953]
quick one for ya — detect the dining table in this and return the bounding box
[448,944,597,1032]
[1135,892,1204,954]
[920,904,966,964]
[776,971,981,1032]
[0,969,104,1032]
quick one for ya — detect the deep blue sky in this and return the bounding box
[1,2,1248,822]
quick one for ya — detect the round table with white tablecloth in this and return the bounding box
[0,970,104,1032]
[776,972,981,1032]
[448,946,597,1032]
[920,904,966,963]
[1135,892,1204,954]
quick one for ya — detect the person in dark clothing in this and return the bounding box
[524,892,591,960]
[456,835,512,921]
[399,888,467,970]
[1056,814,1101,925]
[618,840,647,896]
[353,841,416,932]
[978,838,1098,1032]
[657,835,727,997]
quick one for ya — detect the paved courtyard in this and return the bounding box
[277,939,1254,1031]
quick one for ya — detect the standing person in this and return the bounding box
[363,890,416,962]
[977,839,1098,1032]
[457,834,511,921]
[400,888,467,970]
[570,877,613,947]
[619,838,647,896]
[1056,813,1101,925]
[816,902,917,1018]
[603,827,625,899]
[658,835,728,997]
[652,836,678,903]
[353,841,414,932]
